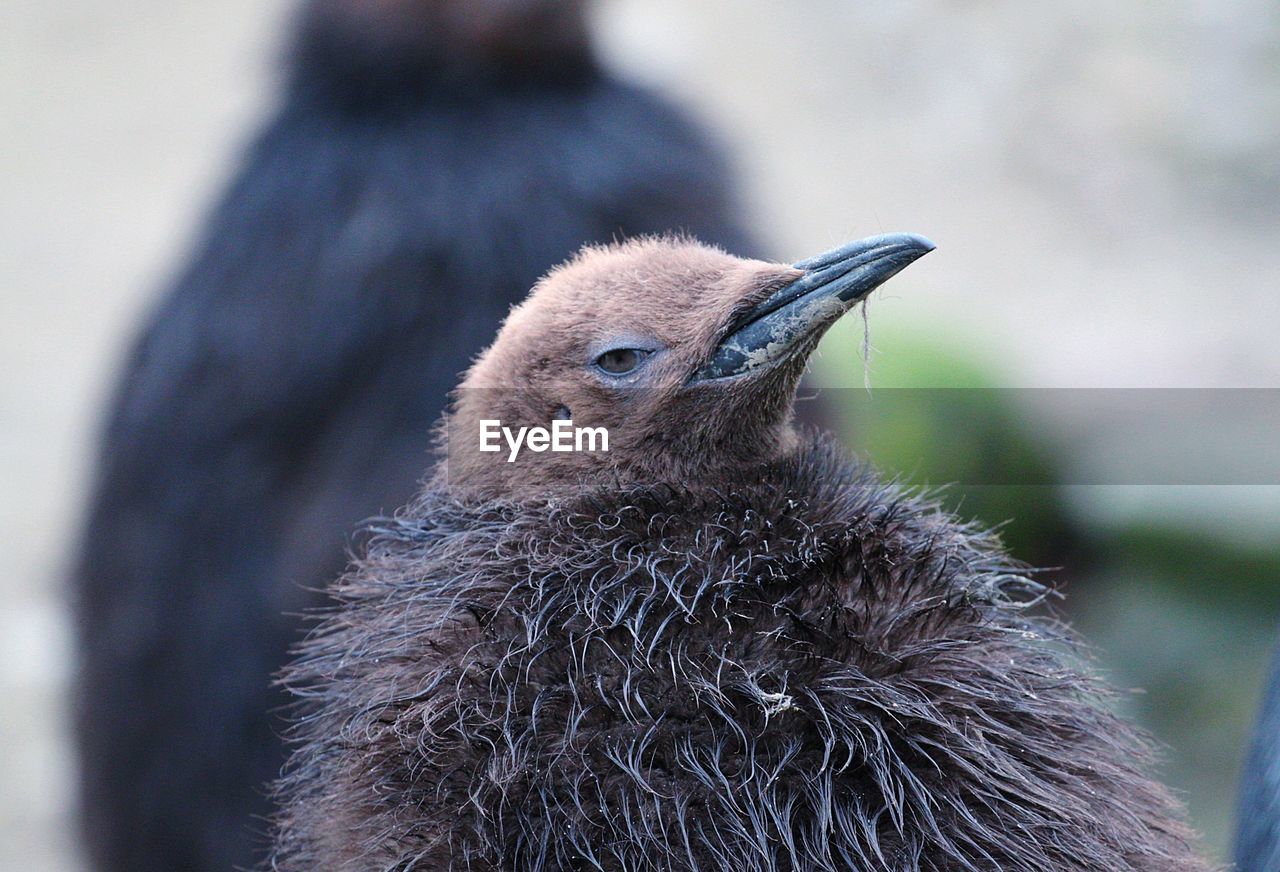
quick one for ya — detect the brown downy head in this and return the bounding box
[444,233,934,495]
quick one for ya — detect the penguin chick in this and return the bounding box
[272,235,1208,871]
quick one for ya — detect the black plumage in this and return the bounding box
[71,3,752,869]
[271,237,1206,870]
[1236,640,1280,871]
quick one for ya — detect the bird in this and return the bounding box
[1236,641,1280,871]
[270,234,1208,870]
[71,1,754,869]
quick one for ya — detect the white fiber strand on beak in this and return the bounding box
[859,297,873,393]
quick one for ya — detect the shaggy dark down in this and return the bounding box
[1236,640,1280,871]
[272,238,1206,870]
[71,3,752,869]
[275,440,1203,871]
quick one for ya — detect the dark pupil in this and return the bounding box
[597,349,640,374]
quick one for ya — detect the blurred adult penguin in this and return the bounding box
[1237,642,1280,872]
[72,2,753,868]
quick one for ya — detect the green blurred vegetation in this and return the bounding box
[813,319,1280,862]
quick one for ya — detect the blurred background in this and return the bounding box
[4,0,1279,868]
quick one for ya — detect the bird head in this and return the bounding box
[444,233,934,495]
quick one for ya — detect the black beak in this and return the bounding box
[690,233,936,382]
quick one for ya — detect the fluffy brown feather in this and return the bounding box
[271,239,1208,871]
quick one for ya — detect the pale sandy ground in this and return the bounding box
[4,1,1279,868]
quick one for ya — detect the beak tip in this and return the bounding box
[882,232,937,260]
[793,232,936,270]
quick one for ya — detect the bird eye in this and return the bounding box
[594,348,647,375]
